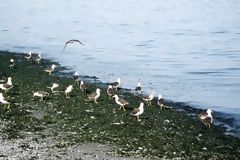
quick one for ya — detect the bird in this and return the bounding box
[135,82,142,94]
[130,102,144,121]
[44,64,57,75]
[113,95,129,111]
[0,93,10,109]
[24,51,32,60]
[9,59,15,69]
[31,53,41,63]
[107,85,114,99]
[157,94,165,110]
[65,85,73,98]
[198,109,213,128]
[87,88,101,103]
[112,78,121,91]
[143,92,155,106]
[63,39,84,52]
[0,77,13,93]
[73,71,80,85]
[47,83,59,93]
[33,91,49,101]
[80,81,87,93]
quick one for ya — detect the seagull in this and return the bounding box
[112,78,121,91]
[130,102,144,121]
[157,94,165,110]
[113,95,129,111]
[24,51,32,60]
[87,88,101,103]
[0,93,10,109]
[33,91,49,101]
[107,85,114,99]
[135,82,142,94]
[44,64,57,75]
[47,83,59,93]
[143,92,155,106]
[73,71,80,85]
[198,109,213,128]
[80,81,87,93]
[63,39,84,52]
[0,77,13,93]
[9,59,15,69]
[31,53,41,63]
[65,85,73,98]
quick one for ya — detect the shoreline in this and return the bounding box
[0,51,240,159]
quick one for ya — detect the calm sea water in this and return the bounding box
[0,1,240,122]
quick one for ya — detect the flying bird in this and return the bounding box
[63,39,84,52]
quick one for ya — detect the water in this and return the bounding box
[0,1,240,123]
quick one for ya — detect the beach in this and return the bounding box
[0,51,240,159]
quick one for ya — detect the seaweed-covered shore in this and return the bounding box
[0,51,240,159]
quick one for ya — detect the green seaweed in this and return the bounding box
[0,51,240,159]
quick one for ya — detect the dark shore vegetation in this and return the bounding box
[0,51,240,159]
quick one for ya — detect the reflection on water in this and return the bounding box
[0,0,240,118]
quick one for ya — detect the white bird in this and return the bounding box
[80,81,87,93]
[135,82,142,94]
[33,91,49,101]
[24,51,32,60]
[9,59,15,69]
[113,95,129,111]
[87,88,101,103]
[47,83,59,93]
[44,64,57,75]
[143,92,155,106]
[73,71,80,85]
[157,94,165,110]
[0,93,10,109]
[107,85,114,99]
[0,77,13,93]
[112,78,121,91]
[130,102,144,121]
[65,85,73,98]
[198,109,213,128]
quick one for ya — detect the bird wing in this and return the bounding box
[63,39,84,52]
[119,98,129,105]
[131,108,140,115]
[88,92,97,99]
[202,117,213,124]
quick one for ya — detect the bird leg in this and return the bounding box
[94,99,98,104]
[122,106,126,111]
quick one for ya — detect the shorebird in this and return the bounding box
[33,91,49,101]
[157,94,165,110]
[135,82,142,94]
[63,39,84,52]
[24,51,32,60]
[80,81,87,93]
[113,95,129,111]
[130,102,144,121]
[73,71,80,85]
[112,78,121,91]
[31,53,41,63]
[143,92,155,106]
[9,59,15,69]
[87,88,101,103]
[107,85,114,99]
[198,109,213,128]
[47,83,59,93]
[44,64,57,75]
[65,85,73,98]
[0,77,13,93]
[0,93,10,109]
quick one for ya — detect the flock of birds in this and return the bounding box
[0,40,213,127]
